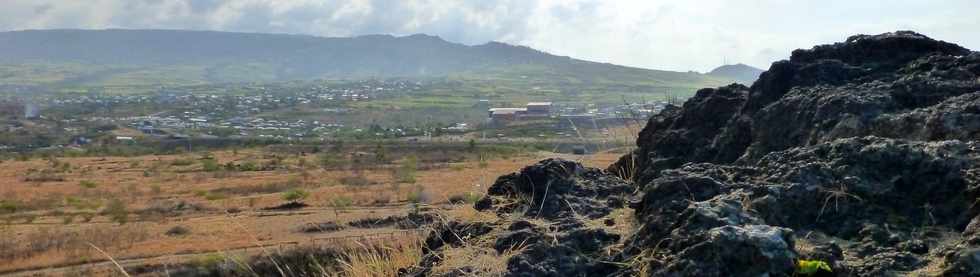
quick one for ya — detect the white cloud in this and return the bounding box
[0,0,977,72]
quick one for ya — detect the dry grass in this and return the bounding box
[340,237,423,277]
[0,145,623,274]
[816,183,863,222]
[430,246,516,276]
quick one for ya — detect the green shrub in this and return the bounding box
[282,189,310,203]
[797,259,832,275]
[340,175,372,186]
[78,180,98,189]
[171,158,194,166]
[65,196,101,210]
[103,199,128,225]
[62,214,75,224]
[394,156,419,183]
[201,158,221,172]
[193,253,226,269]
[318,153,344,169]
[233,161,259,171]
[204,192,227,201]
[328,196,353,216]
[0,201,17,215]
[24,169,65,182]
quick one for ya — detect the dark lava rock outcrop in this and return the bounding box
[619,137,979,276]
[404,31,980,276]
[612,31,979,187]
[400,159,632,276]
[476,158,632,220]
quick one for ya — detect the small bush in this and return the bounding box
[328,196,353,216]
[78,212,95,222]
[65,196,101,210]
[62,214,75,224]
[165,225,191,236]
[448,192,484,204]
[103,199,128,225]
[339,175,372,187]
[371,194,392,206]
[193,253,226,269]
[24,169,65,182]
[393,156,419,183]
[0,201,18,215]
[298,222,344,233]
[318,153,345,169]
[204,192,227,201]
[282,189,310,203]
[223,160,262,172]
[78,180,98,189]
[201,158,221,172]
[171,159,194,166]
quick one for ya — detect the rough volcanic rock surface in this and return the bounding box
[404,31,980,276]
[607,31,980,276]
[620,137,979,276]
[400,159,632,276]
[477,158,632,220]
[612,31,980,186]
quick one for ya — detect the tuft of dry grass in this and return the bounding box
[817,183,863,222]
[339,237,423,277]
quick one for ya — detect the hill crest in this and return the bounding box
[0,29,734,87]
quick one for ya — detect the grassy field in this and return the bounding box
[0,143,622,276]
[0,61,731,98]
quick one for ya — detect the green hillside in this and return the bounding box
[0,29,734,90]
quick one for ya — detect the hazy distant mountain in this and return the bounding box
[707,63,765,85]
[0,29,733,88]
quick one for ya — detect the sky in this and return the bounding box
[1,0,977,72]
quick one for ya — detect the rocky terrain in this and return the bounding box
[400,31,980,276]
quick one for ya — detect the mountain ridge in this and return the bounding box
[0,29,733,87]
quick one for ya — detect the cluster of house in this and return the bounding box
[486,100,672,127]
[487,102,553,123]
